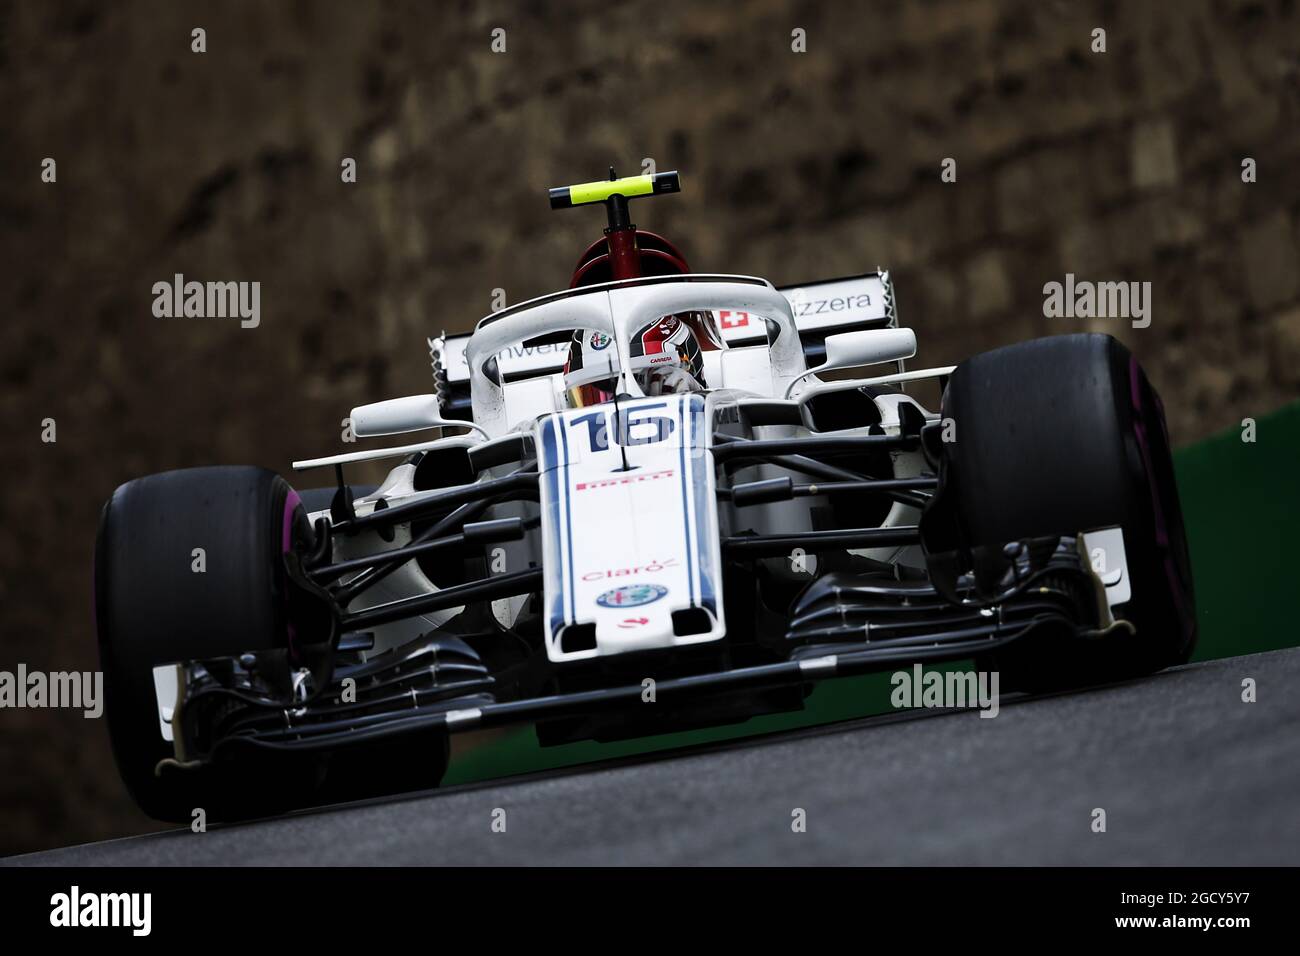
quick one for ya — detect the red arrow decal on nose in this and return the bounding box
[618,617,649,628]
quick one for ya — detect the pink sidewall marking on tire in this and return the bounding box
[282,490,302,554]
[1129,356,1194,644]
[283,489,302,650]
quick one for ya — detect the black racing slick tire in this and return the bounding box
[936,333,1196,689]
[95,466,321,822]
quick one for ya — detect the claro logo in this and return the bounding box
[583,558,680,581]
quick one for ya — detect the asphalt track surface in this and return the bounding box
[8,648,1299,865]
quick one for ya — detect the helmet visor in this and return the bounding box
[564,329,621,408]
[567,377,620,408]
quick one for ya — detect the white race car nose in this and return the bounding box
[538,393,724,662]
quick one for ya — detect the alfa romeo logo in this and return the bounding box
[595,583,668,608]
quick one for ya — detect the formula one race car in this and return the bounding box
[95,170,1196,821]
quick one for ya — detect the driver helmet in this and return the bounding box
[563,314,707,408]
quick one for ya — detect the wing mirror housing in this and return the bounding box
[821,328,917,372]
[785,328,918,397]
[350,395,485,439]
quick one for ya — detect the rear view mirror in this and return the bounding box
[351,395,483,438]
[821,328,917,372]
[785,327,918,398]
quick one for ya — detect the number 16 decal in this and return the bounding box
[569,402,675,452]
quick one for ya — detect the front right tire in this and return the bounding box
[95,465,322,822]
[931,333,1196,690]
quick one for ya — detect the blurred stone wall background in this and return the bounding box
[0,0,1296,854]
